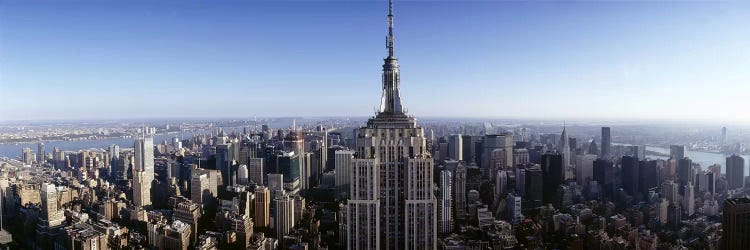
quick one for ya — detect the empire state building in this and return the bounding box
[346,0,436,249]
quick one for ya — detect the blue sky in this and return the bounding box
[1,0,749,122]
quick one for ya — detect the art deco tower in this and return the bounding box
[347,0,436,249]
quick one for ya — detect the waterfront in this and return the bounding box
[0,131,199,158]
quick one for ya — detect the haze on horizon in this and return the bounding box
[1,0,749,123]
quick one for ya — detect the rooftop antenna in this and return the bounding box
[387,0,395,58]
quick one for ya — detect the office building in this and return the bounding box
[558,126,571,169]
[575,154,596,186]
[237,164,249,185]
[346,1,436,248]
[621,156,639,196]
[541,153,563,204]
[600,127,611,158]
[274,195,295,239]
[438,170,452,235]
[37,143,45,163]
[449,134,463,161]
[723,197,750,249]
[255,186,271,228]
[670,145,686,160]
[248,158,264,185]
[335,150,355,198]
[726,154,745,190]
[682,182,694,216]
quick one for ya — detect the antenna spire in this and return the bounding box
[387,0,394,58]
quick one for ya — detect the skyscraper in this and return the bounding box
[335,150,355,198]
[438,170,452,235]
[40,183,65,227]
[600,127,611,158]
[273,195,295,241]
[682,182,694,216]
[541,153,563,204]
[248,158,264,185]
[621,156,639,196]
[558,126,571,169]
[134,136,154,208]
[37,142,45,163]
[254,186,271,228]
[454,163,467,220]
[726,154,745,190]
[723,197,750,249]
[448,134,463,161]
[677,157,693,191]
[575,154,596,186]
[670,145,686,160]
[347,1,436,248]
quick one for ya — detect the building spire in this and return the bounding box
[387,0,395,58]
[378,0,404,115]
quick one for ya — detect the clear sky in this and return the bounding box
[1,0,749,123]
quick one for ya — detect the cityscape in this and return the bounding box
[1,0,750,250]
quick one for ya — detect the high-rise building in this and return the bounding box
[237,164,249,185]
[273,195,295,240]
[448,134,463,161]
[438,170,452,235]
[248,158,264,185]
[346,1,436,248]
[541,153,564,204]
[682,182,694,216]
[723,197,750,249]
[630,145,645,161]
[621,156,639,196]
[254,186,271,228]
[22,147,33,165]
[670,145,686,160]
[524,167,543,208]
[677,157,694,192]
[558,126,571,169]
[726,154,745,190]
[275,152,301,192]
[191,173,215,209]
[335,150,355,198]
[454,163,468,220]
[575,154,596,186]
[594,158,615,196]
[171,196,201,243]
[506,193,522,224]
[588,140,599,156]
[40,183,65,227]
[267,173,284,193]
[347,158,379,249]
[216,143,234,187]
[482,133,514,176]
[461,135,477,164]
[134,136,154,208]
[638,160,658,195]
[600,127,611,158]
[37,143,45,163]
[721,127,728,144]
[133,171,152,207]
[661,180,679,204]
[513,148,529,166]
[135,136,154,173]
[515,167,526,196]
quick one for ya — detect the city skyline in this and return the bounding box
[2,1,750,122]
[1,1,750,249]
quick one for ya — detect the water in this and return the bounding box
[0,132,198,158]
[643,145,750,174]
